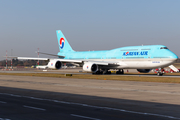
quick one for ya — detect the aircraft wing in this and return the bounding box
[83,60,127,66]
[16,57,122,66]
[17,57,82,64]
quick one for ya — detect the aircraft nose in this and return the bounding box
[170,51,178,59]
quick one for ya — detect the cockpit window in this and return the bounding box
[160,47,168,49]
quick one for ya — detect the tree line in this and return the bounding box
[0,59,47,67]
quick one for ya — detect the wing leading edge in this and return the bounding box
[16,57,122,66]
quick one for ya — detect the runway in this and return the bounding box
[0,75,180,120]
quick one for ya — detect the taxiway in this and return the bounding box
[0,75,180,120]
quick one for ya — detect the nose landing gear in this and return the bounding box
[157,72,163,76]
[157,68,164,76]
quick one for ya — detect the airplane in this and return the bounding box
[16,30,178,76]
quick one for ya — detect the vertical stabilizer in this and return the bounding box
[56,30,74,52]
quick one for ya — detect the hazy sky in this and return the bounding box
[0,0,180,60]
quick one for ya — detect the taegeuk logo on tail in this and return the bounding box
[59,38,65,49]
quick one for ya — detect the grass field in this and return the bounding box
[0,72,180,84]
[174,63,180,68]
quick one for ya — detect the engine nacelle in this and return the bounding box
[137,69,152,73]
[47,60,62,69]
[83,63,98,73]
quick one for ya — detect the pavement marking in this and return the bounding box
[8,94,21,97]
[0,101,7,104]
[0,93,180,120]
[71,114,101,120]
[23,105,46,111]
[0,118,11,120]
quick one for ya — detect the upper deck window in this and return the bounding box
[160,47,168,49]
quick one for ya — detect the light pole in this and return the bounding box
[11,49,13,69]
[6,50,7,69]
[37,48,39,66]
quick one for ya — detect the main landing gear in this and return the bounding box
[92,69,125,75]
[92,69,111,75]
[93,70,103,74]
[116,69,124,74]
[103,69,111,74]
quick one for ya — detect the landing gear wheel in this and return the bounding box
[93,70,103,75]
[108,71,111,74]
[103,70,111,74]
[157,72,163,76]
[121,69,124,74]
[116,69,124,74]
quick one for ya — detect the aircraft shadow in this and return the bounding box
[0,86,179,120]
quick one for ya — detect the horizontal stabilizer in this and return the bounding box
[18,57,49,60]
[4,56,18,59]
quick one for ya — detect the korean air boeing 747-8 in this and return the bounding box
[17,30,179,76]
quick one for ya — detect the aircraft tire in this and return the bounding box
[93,70,103,75]
[157,72,163,76]
[116,69,124,74]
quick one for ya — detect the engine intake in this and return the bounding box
[47,60,62,69]
[83,63,98,73]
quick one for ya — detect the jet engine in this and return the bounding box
[137,69,152,73]
[83,63,98,73]
[47,60,62,69]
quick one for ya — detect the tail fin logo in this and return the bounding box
[60,38,65,49]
